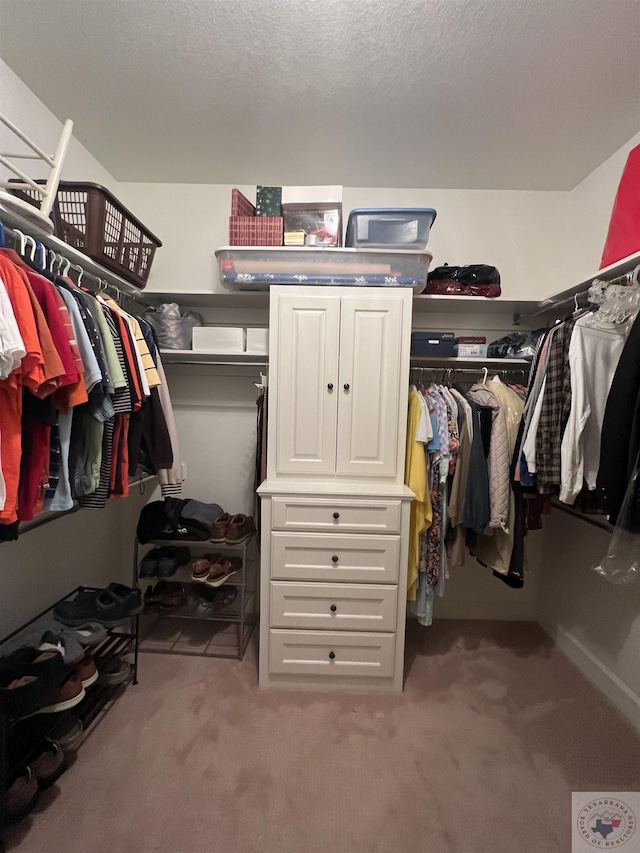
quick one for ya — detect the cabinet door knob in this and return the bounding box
[330,604,337,612]
[333,512,340,519]
[327,383,334,390]
[329,651,336,660]
[343,383,350,391]
[331,555,339,563]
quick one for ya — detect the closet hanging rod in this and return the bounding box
[0,219,150,310]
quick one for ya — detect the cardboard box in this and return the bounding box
[192,326,245,353]
[281,185,343,206]
[246,328,269,354]
[454,344,488,358]
[411,331,456,357]
[231,189,255,217]
[229,216,283,246]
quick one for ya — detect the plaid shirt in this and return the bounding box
[536,318,576,490]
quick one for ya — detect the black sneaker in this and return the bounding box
[54,585,142,628]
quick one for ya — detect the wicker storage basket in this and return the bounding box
[9,181,162,289]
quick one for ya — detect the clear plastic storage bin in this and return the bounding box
[345,208,437,249]
[216,246,433,293]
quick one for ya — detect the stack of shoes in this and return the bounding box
[210,513,255,544]
[5,739,66,824]
[190,554,242,587]
[143,581,187,612]
[54,584,143,628]
[97,657,131,686]
[139,545,191,578]
[49,716,84,752]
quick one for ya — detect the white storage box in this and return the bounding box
[216,246,433,293]
[281,185,343,206]
[192,326,245,353]
[246,328,269,354]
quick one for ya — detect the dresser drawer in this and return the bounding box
[271,532,399,583]
[270,582,397,631]
[271,497,401,534]
[269,629,395,678]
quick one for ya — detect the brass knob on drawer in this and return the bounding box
[329,651,336,660]
[343,383,350,391]
[332,555,339,563]
[333,512,340,519]
[330,604,337,612]
[327,383,334,390]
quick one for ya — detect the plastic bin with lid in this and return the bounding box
[216,246,432,292]
[345,208,437,249]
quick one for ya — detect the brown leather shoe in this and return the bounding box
[39,672,85,714]
[6,767,39,821]
[158,582,187,611]
[225,514,255,544]
[210,512,232,543]
[206,557,242,588]
[74,653,98,688]
[191,554,221,583]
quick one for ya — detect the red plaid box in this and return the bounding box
[229,216,283,246]
[231,189,255,217]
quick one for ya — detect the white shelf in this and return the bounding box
[159,349,268,365]
[410,356,530,370]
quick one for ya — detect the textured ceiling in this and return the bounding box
[0,0,638,189]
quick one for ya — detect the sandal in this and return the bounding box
[190,554,220,583]
[205,557,242,588]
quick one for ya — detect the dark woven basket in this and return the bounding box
[9,181,162,289]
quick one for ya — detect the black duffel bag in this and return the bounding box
[137,498,224,543]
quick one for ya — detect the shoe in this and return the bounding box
[0,647,66,717]
[66,622,108,649]
[191,554,221,583]
[225,514,255,544]
[38,672,86,714]
[139,547,163,578]
[49,716,84,752]
[55,584,142,628]
[159,583,187,611]
[38,629,85,666]
[31,739,66,788]
[97,658,131,686]
[210,511,232,543]
[187,584,220,617]
[74,652,98,688]
[209,585,237,613]
[6,767,39,823]
[205,557,242,588]
[144,582,186,611]
[156,546,191,578]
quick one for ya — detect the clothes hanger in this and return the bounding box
[481,367,488,385]
[69,263,84,285]
[59,256,71,277]
[23,234,36,261]
[0,221,5,248]
[13,228,26,256]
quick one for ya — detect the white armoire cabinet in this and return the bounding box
[258,287,414,693]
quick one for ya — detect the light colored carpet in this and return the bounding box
[6,620,640,853]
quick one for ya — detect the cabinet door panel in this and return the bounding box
[275,295,340,475]
[337,296,404,476]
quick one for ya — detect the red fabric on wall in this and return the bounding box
[600,144,640,269]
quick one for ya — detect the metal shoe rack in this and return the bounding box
[134,535,258,661]
[0,587,139,833]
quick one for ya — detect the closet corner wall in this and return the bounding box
[258,286,414,693]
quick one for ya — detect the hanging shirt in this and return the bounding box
[0,274,26,379]
[560,315,631,504]
[405,390,432,601]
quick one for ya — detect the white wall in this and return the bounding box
[0,58,118,191]
[118,181,576,301]
[537,512,640,732]
[564,131,640,279]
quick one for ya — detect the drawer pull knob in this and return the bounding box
[333,512,340,520]
[330,604,337,612]
[343,383,350,391]
[329,651,336,660]
[331,555,339,563]
[327,383,334,390]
